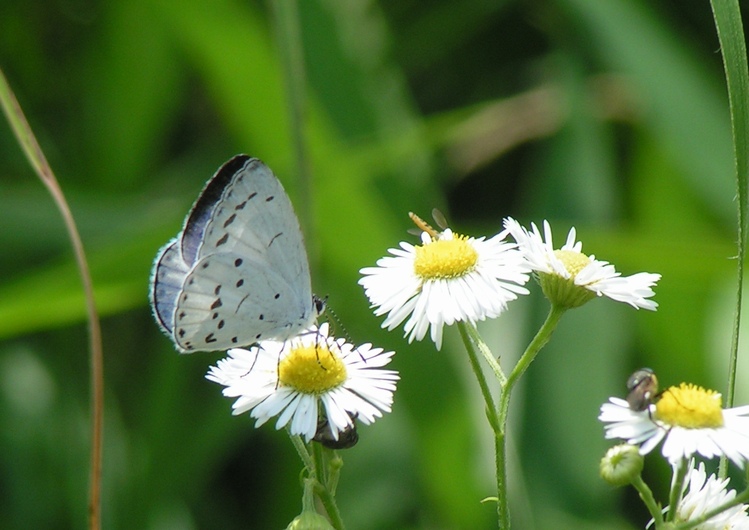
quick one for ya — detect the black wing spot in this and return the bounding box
[212,312,219,319]
[188,278,195,286]
[274,293,281,299]
[259,314,264,321]
[210,298,223,309]
[248,192,257,200]
[216,233,229,247]
[202,261,210,269]
[181,294,189,302]
[255,333,262,339]
[205,333,217,344]
[234,258,243,267]
[178,311,186,320]
[214,284,222,295]
[231,337,238,343]
[223,213,237,228]
[178,328,186,338]
[235,201,247,210]
[236,279,244,288]
[217,320,225,329]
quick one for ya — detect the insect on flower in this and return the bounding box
[626,368,660,412]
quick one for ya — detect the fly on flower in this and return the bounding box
[504,218,661,310]
[359,211,531,350]
[626,368,660,412]
[600,378,749,467]
[206,323,399,445]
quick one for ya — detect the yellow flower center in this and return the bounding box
[278,343,347,394]
[553,249,591,277]
[413,235,478,280]
[654,383,724,428]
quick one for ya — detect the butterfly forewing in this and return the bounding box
[150,155,316,353]
[198,158,311,292]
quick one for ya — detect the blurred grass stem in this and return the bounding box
[709,0,749,479]
[0,67,104,530]
[270,0,318,270]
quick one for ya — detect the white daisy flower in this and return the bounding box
[504,218,660,310]
[359,213,530,350]
[662,461,749,529]
[599,383,749,467]
[206,323,399,444]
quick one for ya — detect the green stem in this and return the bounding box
[311,443,346,530]
[495,303,566,529]
[631,475,664,529]
[462,321,507,386]
[288,431,316,473]
[457,322,504,528]
[708,0,749,479]
[499,304,565,424]
[457,322,500,428]
[667,458,688,522]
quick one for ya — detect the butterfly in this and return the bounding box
[150,155,320,353]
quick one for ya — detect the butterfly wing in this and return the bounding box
[150,155,315,352]
[195,157,311,293]
[172,252,315,351]
[150,238,189,335]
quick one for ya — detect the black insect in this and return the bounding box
[313,414,359,450]
[626,367,659,411]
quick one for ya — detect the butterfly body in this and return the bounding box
[150,155,316,353]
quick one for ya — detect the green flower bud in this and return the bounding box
[600,444,643,486]
[286,511,335,530]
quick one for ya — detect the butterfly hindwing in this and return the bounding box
[174,253,314,352]
[150,239,189,334]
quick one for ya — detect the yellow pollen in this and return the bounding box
[654,383,724,428]
[553,249,591,277]
[278,344,347,394]
[414,235,478,280]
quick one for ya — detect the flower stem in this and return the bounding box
[667,458,688,522]
[462,321,507,386]
[495,303,566,528]
[631,475,664,528]
[457,322,499,426]
[499,304,566,422]
[311,443,346,530]
[289,431,315,472]
[287,433,346,530]
[457,322,505,527]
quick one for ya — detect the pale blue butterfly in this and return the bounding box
[150,155,320,353]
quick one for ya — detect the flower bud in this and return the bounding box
[286,511,335,530]
[600,444,643,486]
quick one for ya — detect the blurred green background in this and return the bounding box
[1,0,748,528]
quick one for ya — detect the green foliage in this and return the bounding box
[0,0,746,528]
